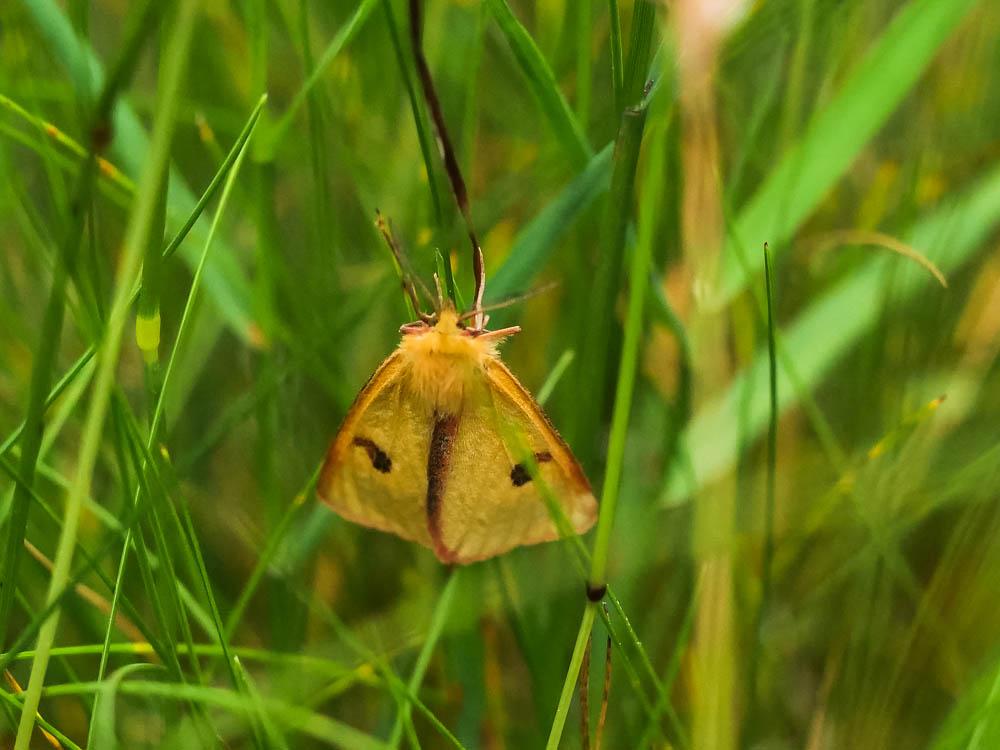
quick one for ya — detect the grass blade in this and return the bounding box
[717,0,980,305]
[665,159,1000,504]
[388,570,459,747]
[744,242,779,737]
[546,106,664,750]
[487,144,612,303]
[12,1,200,745]
[484,0,592,168]
[22,0,257,340]
[268,0,381,150]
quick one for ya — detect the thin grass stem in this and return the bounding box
[13,1,200,746]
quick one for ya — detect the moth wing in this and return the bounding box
[317,351,434,550]
[437,359,598,564]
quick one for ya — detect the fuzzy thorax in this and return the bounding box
[397,309,501,416]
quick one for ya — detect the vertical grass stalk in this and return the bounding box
[745,242,779,735]
[573,107,647,462]
[546,110,664,750]
[0,0,162,654]
[607,0,624,116]
[388,569,460,747]
[13,1,199,746]
[383,0,444,226]
[575,1,592,126]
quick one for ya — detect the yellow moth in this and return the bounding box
[317,293,598,564]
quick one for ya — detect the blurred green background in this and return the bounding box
[2,0,1000,747]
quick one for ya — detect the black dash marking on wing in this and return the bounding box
[352,437,392,473]
[510,451,553,487]
[510,464,531,487]
[426,413,460,563]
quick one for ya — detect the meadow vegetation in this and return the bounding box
[1,0,999,747]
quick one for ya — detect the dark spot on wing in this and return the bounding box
[510,464,531,487]
[510,452,553,487]
[352,437,392,473]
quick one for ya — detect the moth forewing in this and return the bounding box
[483,359,597,533]
[317,351,435,549]
[497,413,590,548]
[426,356,597,564]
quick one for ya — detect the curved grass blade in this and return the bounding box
[22,0,257,341]
[665,159,1000,504]
[483,0,592,168]
[717,0,980,306]
[48,680,389,750]
[268,0,381,151]
[487,143,612,302]
[12,2,201,746]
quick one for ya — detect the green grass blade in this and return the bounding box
[12,0,201,745]
[547,106,663,750]
[536,350,576,407]
[718,0,980,306]
[572,106,647,457]
[0,264,69,650]
[388,570,459,747]
[606,0,624,115]
[665,159,1000,504]
[621,0,657,108]
[484,0,592,168]
[224,473,317,639]
[487,143,612,302]
[0,0,162,654]
[22,0,258,341]
[48,680,390,749]
[574,2,593,125]
[589,106,659,589]
[544,603,598,749]
[268,0,381,151]
[0,686,83,750]
[160,96,269,262]
[92,101,263,719]
[233,656,290,750]
[382,0,444,226]
[90,663,163,749]
[745,242,779,732]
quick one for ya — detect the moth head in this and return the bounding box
[399,301,520,346]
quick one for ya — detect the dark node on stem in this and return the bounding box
[91,118,113,153]
[586,582,607,602]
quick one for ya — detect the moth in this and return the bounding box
[316,289,597,564]
[316,0,597,564]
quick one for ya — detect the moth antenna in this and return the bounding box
[579,632,592,750]
[456,281,560,322]
[409,0,486,329]
[375,210,434,313]
[474,325,519,343]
